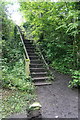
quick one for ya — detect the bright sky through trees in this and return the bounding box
[5,0,25,25]
[5,0,58,25]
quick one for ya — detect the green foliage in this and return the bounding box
[1,1,35,91]
[1,89,35,118]
[2,32,34,92]
[2,59,34,92]
[2,34,24,67]
[1,1,35,118]
[1,2,14,40]
[19,2,80,87]
[69,70,80,88]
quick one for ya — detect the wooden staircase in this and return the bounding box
[23,39,52,86]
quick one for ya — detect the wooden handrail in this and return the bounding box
[16,26,30,60]
[36,44,54,78]
[16,26,30,77]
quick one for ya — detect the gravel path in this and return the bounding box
[36,69,78,118]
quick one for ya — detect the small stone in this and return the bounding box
[55,116,58,118]
[27,102,42,118]
[29,102,42,109]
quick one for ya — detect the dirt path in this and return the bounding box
[36,69,78,118]
[7,69,78,119]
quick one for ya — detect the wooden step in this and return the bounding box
[30,64,43,68]
[30,60,43,64]
[24,42,33,45]
[26,48,35,52]
[32,77,49,81]
[27,49,36,52]
[26,47,35,49]
[28,53,38,56]
[24,40,33,43]
[29,56,38,58]
[29,56,39,60]
[30,68,46,72]
[24,41,33,44]
[31,72,47,77]
[34,81,52,86]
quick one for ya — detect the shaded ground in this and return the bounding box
[36,69,78,118]
[6,69,78,119]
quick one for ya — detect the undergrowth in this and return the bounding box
[1,27,35,118]
[1,89,36,118]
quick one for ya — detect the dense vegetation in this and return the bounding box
[2,2,34,91]
[19,2,80,87]
[1,1,35,118]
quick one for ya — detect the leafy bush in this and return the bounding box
[69,70,80,88]
[2,59,34,92]
[1,12,34,91]
[2,36,34,92]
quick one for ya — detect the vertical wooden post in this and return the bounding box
[25,59,30,77]
[24,55,30,77]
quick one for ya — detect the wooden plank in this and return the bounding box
[17,26,30,60]
[34,82,52,86]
